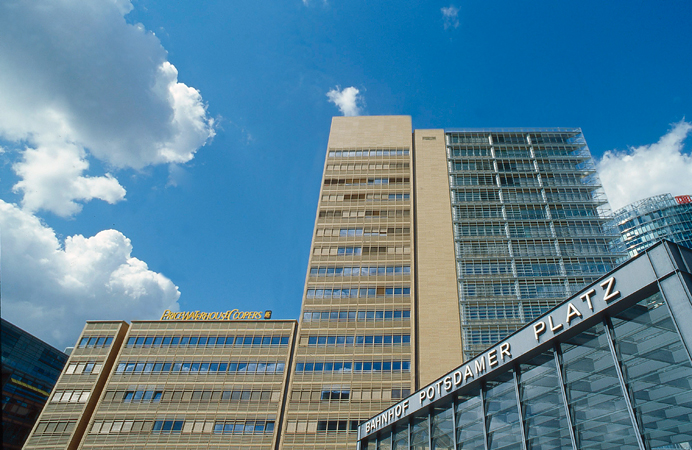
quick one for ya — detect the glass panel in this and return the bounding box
[411,414,430,450]
[610,292,692,448]
[484,372,522,450]
[455,389,485,450]
[378,432,392,450]
[393,423,409,450]
[519,350,572,450]
[431,404,454,450]
[561,322,639,449]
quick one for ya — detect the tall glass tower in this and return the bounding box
[445,129,625,359]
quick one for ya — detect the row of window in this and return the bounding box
[326,163,409,172]
[115,360,286,374]
[302,309,411,321]
[88,419,274,435]
[291,387,411,402]
[212,420,275,435]
[464,329,512,345]
[461,281,569,299]
[103,388,279,403]
[33,421,76,435]
[77,335,114,348]
[324,177,410,186]
[328,149,409,157]
[51,390,90,403]
[123,390,162,402]
[307,335,411,346]
[295,360,411,373]
[285,420,361,433]
[322,193,410,202]
[318,209,410,219]
[447,145,585,159]
[316,227,410,237]
[310,265,411,277]
[306,287,411,298]
[459,259,612,277]
[65,361,103,375]
[125,334,289,348]
[312,245,411,256]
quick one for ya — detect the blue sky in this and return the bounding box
[1,0,691,349]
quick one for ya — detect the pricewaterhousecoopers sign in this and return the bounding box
[358,258,657,440]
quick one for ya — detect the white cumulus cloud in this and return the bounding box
[441,5,460,30]
[326,86,364,117]
[12,140,126,216]
[0,200,181,349]
[598,120,692,211]
[0,0,215,217]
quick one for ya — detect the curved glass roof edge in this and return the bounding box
[357,239,692,441]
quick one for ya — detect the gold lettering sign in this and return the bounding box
[160,309,271,321]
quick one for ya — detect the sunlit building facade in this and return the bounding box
[444,128,625,359]
[608,193,692,258]
[23,116,627,450]
[358,240,692,450]
[23,318,297,450]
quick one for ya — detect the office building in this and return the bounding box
[1,318,68,450]
[358,240,692,450]
[608,193,692,258]
[281,117,624,448]
[23,316,297,450]
[23,116,625,449]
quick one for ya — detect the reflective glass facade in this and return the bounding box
[608,193,692,258]
[359,241,692,450]
[1,318,68,450]
[446,129,625,359]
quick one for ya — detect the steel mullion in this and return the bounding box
[428,406,433,450]
[512,368,528,450]
[553,345,578,450]
[480,384,489,450]
[603,317,646,450]
[451,395,458,450]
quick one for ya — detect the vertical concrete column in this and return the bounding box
[413,129,463,387]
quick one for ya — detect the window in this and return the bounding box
[303,309,410,322]
[64,361,102,375]
[78,335,114,348]
[295,360,410,373]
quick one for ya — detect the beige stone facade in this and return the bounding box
[279,116,417,449]
[412,129,463,386]
[24,319,296,450]
[23,321,129,450]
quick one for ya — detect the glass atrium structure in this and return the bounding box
[358,240,692,450]
[608,193,692,258]
[446,129,626,359]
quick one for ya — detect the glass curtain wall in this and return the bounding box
[446,130,625,359]
[607,193,692,258]
[361,291,692,450]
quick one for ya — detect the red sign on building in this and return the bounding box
[675,195,692,204]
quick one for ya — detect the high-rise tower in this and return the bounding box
[436,128,624,360]
[279,116,421,449]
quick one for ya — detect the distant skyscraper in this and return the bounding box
[607,193,692,258]
[1,318,68,450]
